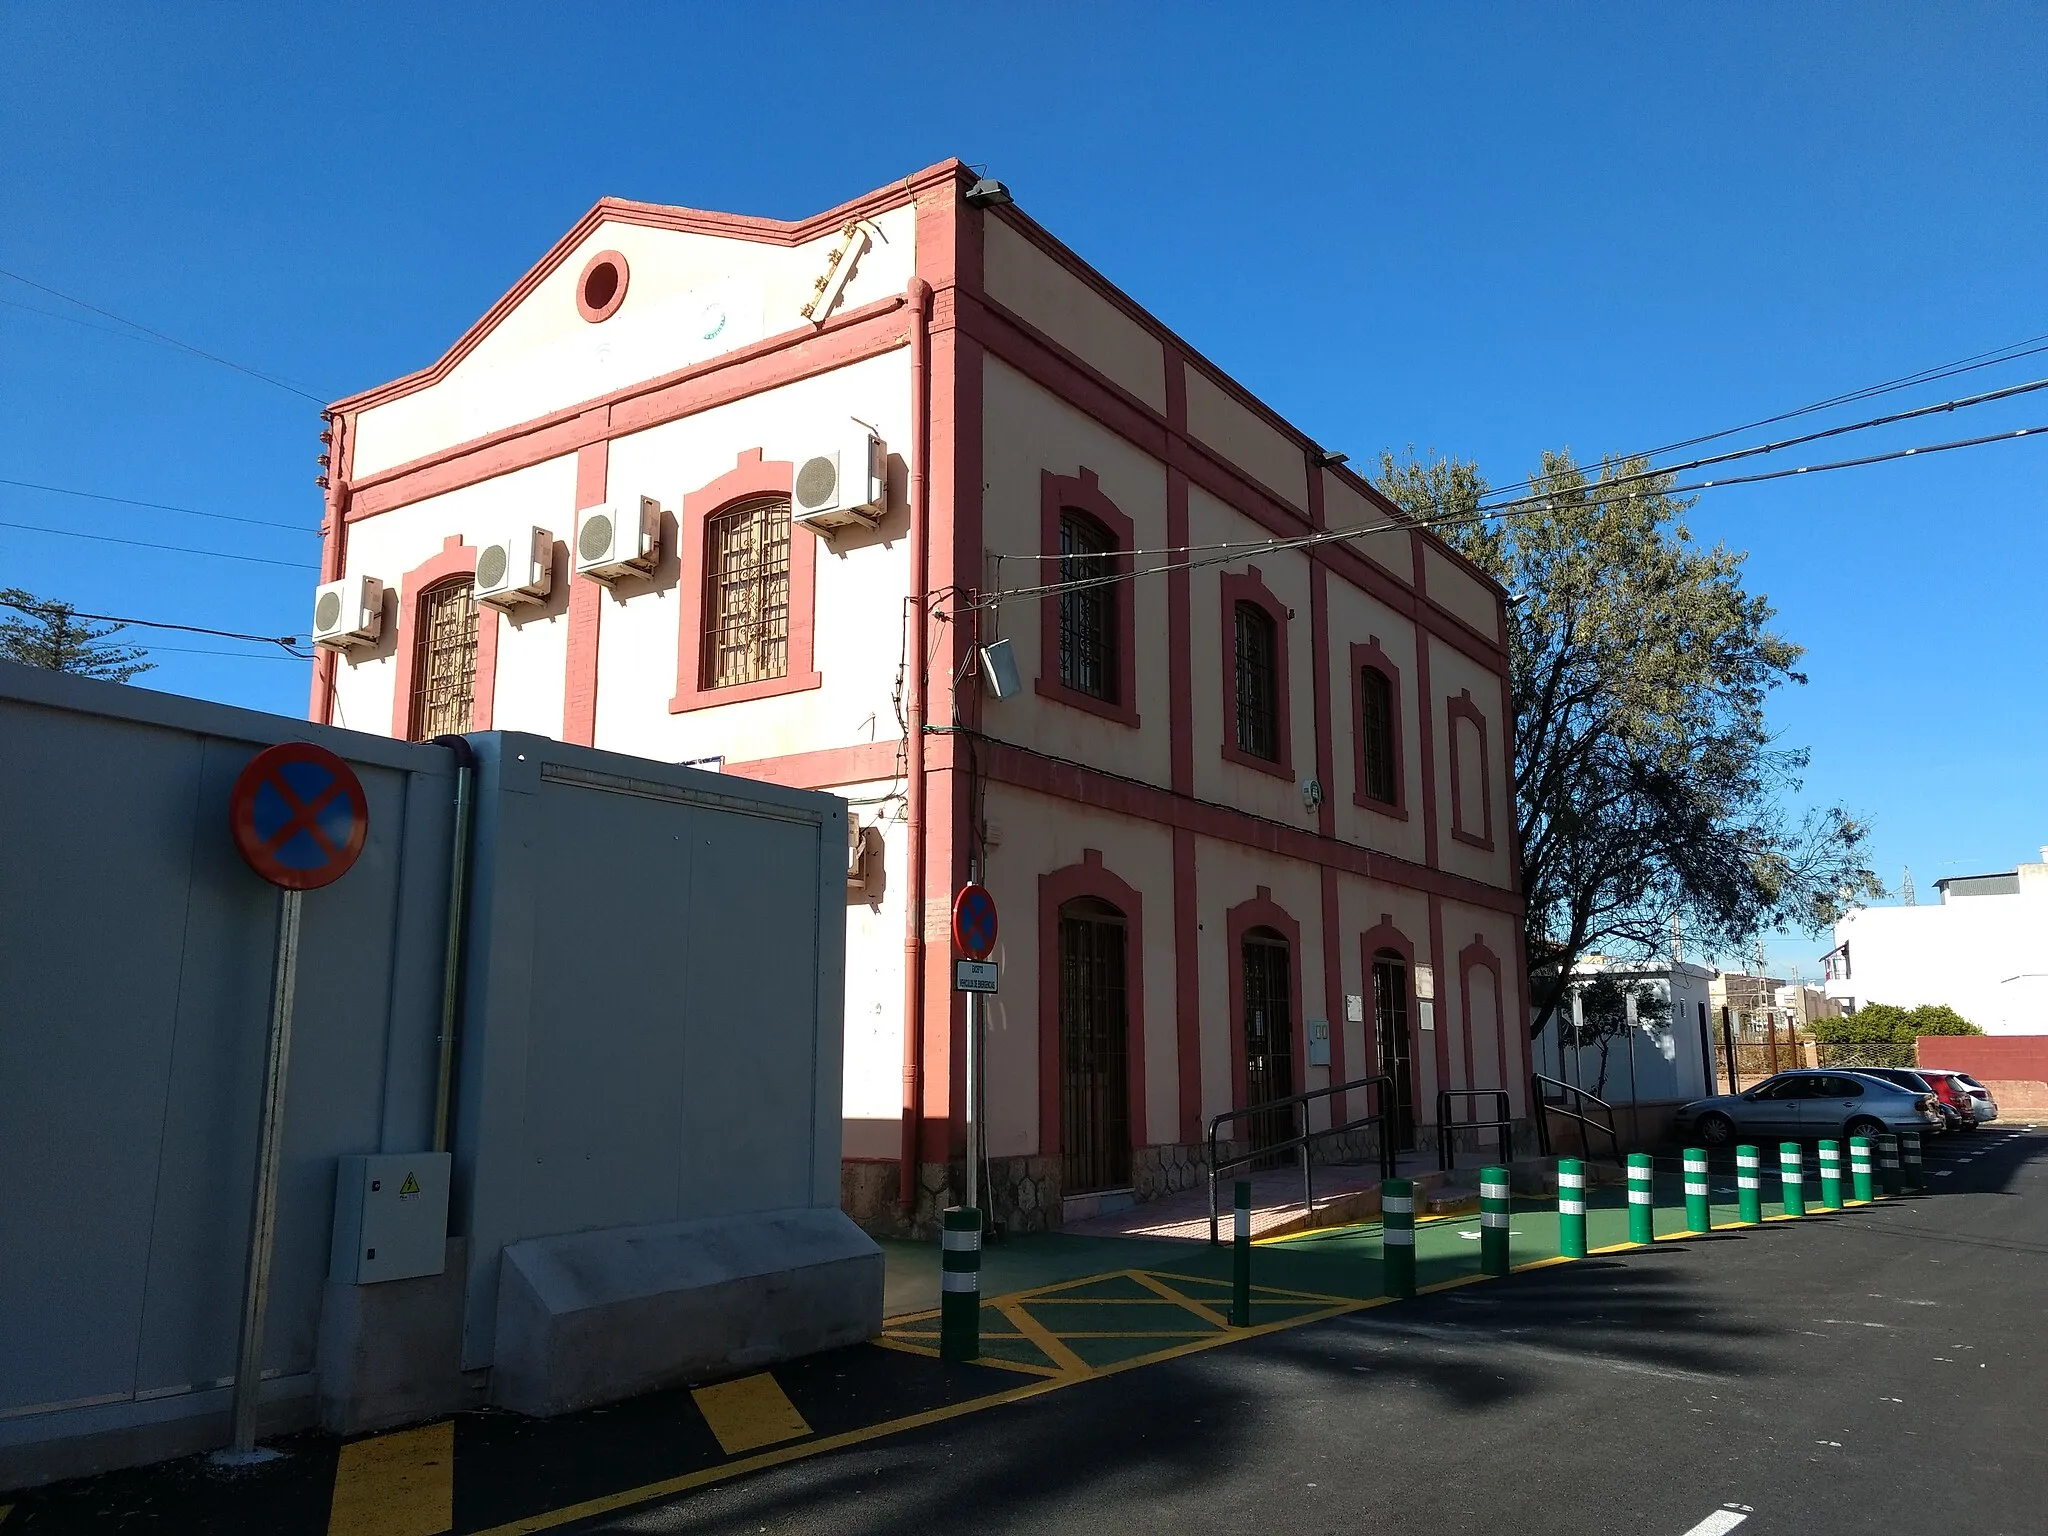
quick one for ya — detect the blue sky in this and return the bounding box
[3,4,2043,976]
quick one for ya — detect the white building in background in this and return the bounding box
[1531,957,1720,1108]
[1822,850,2048,1035]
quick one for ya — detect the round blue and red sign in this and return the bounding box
[228,741,369,890]
[952,883,999,961]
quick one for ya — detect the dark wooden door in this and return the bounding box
[1058,908,1132,1193]
[1241,933,1295,1158]
[1372,951,1417,1150]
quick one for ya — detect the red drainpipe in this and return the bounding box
[898,276,933,1217]
[310,409,350,724]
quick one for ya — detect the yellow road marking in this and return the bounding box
[997,1298,1094,1377]
[326,1420,454,1536]
[690,1373,811,1457]
[1146,1269,1358,1306]
[1126,1269,1231,1329]
[870,1335,1064,1377]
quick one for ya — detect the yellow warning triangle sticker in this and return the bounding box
[398,1172,421,1198]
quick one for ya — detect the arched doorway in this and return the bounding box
[1240,927,1295,1157]
[1372,948,1418,1150]
[1057,897,1131,1193]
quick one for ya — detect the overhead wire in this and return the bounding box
[0,265,331,403]
[0,595,307,655]
[0,516,320,570]
[0,475,320,534]
[967,421,2045,613]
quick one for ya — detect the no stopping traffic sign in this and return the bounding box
[952,883,998,960]
[228,741,369,890]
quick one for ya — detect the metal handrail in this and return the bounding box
[1530,1073,1625,1167]
[1206,1073,1397,1245]
[1435,1088,1514,1172]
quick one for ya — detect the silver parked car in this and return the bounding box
[1945,1071,1999,1126]
[1674,1069,1944,1149]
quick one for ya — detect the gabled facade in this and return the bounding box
[313,159,1529,1234]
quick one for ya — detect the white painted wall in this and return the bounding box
[1824,861,2048,1034]
[1532,961,1720,1106]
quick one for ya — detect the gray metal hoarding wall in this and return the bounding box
[0,666,875,1487]
[0,661,457,1484]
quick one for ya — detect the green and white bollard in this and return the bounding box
[1736,1145,1763,1224]
[1902,1131,1924,1192]
[1382,1177,1416,1297]
[1683,1147,1711,1233]
[1878,1134,1901,1198]
[1480,1165,1511,1275]
[1626,1152,1655,1245]
[1849,1137,1874,1203]
[1558,1159,1588,1259]
[1817,1139,1843,1210]
[1779,1142,1806,1217]
[940,1206,981,1361]
[1230,1180,1252,1327]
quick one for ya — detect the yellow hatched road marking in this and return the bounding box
[326,1420,454,1536]
[1146,1269,1357,1307]
[691,1373,811,1456]
[1125,1269,1231,1329]
[996,1299,1093,1377]
[870,1334,1063,1377]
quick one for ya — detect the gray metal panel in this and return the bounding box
[0,703,205,1413]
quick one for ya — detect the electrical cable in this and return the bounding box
[0,516,320,570]
[0,475,319,534]
[966,421,2045,612]
[0,266,330,402]
[0,595,305,653]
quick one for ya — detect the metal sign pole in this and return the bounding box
[226,886,303,1458]
[964,987,980,1211]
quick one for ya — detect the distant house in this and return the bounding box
[1822,852,2048,1035]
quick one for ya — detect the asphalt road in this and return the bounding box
[579,1126,2048,1536]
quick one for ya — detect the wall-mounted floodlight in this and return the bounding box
[964,178,1014,209]
[980,638,1021,700]
[1315,450,1349,467]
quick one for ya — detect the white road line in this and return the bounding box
[1679,1508,1750,1536]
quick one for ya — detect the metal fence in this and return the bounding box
[1812,1042,1919,1071]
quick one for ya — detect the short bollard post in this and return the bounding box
[1779,1142,1806,1217]
[1382,1177,1416,1297]
[1626,1152,1655,1245]
[1480,1165,1511,1275]
[1683,1147,1711,1233]
[940,1206,981,1361]
[1849,1137,1874,1203]
[1557,1159,1588,1259]
[1736,1145,1762,1224]
[1817,1140,1843,1210]
[1878,1134,1901,1198]
[1902,1131,1924,1192]
[1230,1180,1252,1326]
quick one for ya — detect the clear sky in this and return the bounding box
[4,4,2043,977]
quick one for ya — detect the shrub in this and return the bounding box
[1812,1002,1982,1044]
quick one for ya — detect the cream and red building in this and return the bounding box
[311,160,1529,1233]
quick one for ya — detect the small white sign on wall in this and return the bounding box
[1345,993,1365,1023]
[1414,964,1435,1000]
[1418,999,1436,1032]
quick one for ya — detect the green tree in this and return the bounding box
[1374,449,1883,1036]
[1816,1002,1983,1043]
[0,588,151,682]
[1558,973,1673,1097]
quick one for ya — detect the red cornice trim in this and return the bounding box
[724,739,897,790]
[388,535,499,740]
[669,450,820,714]
[1225,888,1305,1116]
[970,733,1521,915]
[1038,850,1149,1167]
[1348,637,1409,819]
[330,160,968,414]
[1218,564,1296,781]
[1446,688,1496,851]
[345,293,910,518]
[1034,467,1141,728]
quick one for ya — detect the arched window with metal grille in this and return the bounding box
[408,576,477,741]
[1233,600,1280,761]
[702,495,792,689]
[1358,665,1397,805]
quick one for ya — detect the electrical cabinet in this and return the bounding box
[330,1152,450,1284]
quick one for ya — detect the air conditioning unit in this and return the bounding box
[476,527,553,609]
[311,574,385,650]
[574,497,660,582]
[793,429,886,533]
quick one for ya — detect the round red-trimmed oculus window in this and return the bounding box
[577,250,629,322]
